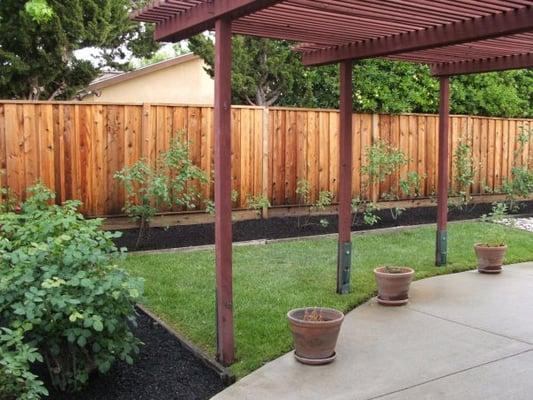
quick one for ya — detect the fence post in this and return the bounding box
[141,103,152,162]
[261,107,270,219]
[371,113,380,202]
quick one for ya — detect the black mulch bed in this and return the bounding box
[115,201,533,252]
[38,311,226,400]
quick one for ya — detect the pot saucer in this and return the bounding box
[377,296,409,306]
[478,267,502,274]
[294,352,336,365]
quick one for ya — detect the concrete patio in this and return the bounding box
[213,262,533,400]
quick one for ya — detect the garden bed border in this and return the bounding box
[135,305,236,385]
[103,193,532,231]
[130,220,471,255]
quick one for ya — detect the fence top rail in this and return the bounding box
[0,100,531,121]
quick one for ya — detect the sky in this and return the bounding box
[74,43,181,70]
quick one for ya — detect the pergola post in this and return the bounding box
[337,60,353,294]
[436,76,450,266]
[214,17,235,365]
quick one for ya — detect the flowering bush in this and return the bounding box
[0,184,143,393]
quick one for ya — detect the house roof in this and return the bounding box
[87,53,200,91]
[131,0,533,75]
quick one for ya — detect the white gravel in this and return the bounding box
[500,217,533,232]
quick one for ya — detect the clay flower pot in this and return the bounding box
[287,307,344,365]
[374,266,415,306]
[474,244,507,274]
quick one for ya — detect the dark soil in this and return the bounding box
[115,201,533,252]
[38,311,226,400]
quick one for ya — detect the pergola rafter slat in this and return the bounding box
[131,0,533,366]
[431,53,533,76]
[299,6,533,65]
[138,0,284,41]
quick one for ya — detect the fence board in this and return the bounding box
[0,105,6,192]
[0,101,531,217]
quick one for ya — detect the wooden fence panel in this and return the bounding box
[0,101,531,217]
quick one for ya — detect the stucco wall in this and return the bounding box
[84,57,214,104]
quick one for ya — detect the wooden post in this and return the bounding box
[436,76,450,266]
[337,60,353,294]
[214,18,235,365]
[261,107,270,219]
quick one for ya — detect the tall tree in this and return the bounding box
[0,0,158,100]
[189,34,304,106]
[189,35,532,118]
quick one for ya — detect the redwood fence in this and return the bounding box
[0,100,531,217]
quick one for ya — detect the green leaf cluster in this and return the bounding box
[115,133,210,246]
[362,140,408,184]
[449,140,476,211]
[0,328,49,400]
[246,194,270,218]
[188,35,532,118]
[0,183,143,393]
[502,126,533,212]
[0,0,158,100]
[115,134,209,221]
[295,179,333,228]
[351,198,381,226]
[479,202,510,246]
[189,35,304,106]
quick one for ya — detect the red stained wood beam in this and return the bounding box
[337,60,353,295]
[152,0,283,42]
[431,53,533,76]
[214,17,235,366]
[436,76,450,267]
[302,6,533,66]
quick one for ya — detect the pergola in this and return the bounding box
[132,0,533,366]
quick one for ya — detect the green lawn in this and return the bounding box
[122,221,533,377]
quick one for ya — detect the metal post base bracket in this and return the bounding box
[337,242,352,294]
[436,230,448,266]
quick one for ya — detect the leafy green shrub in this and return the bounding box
[0,183,143,393]
[502,126,533,212]
[115,134,209,247]
[0,171,17,213]
[246,194,271,218]
[502,167,533,212]
[296,179,311,205]
[295,179,333,228]
[479,202,510,246]
[351,197,381,226]
[205,190,239,216]
[380,171,425,221]
[0,328,48,400]
[449,139,476,212]
[399,171,426,198]
[361,140,407,184]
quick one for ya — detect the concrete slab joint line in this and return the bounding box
[212,263,533,400]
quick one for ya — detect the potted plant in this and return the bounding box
[475,203,509,274]
[287,307,344,365]
[374,266,415,305]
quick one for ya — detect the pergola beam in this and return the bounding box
[302,6,533,66]
[436,76,450,267]
[214,17,234,366]
[337,60,353,295]
[431,53,533,76]
[151,0,283,42]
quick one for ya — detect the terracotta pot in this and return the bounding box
[287,307,344,365]
[474,244,507,274]
[374,266,415,306]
